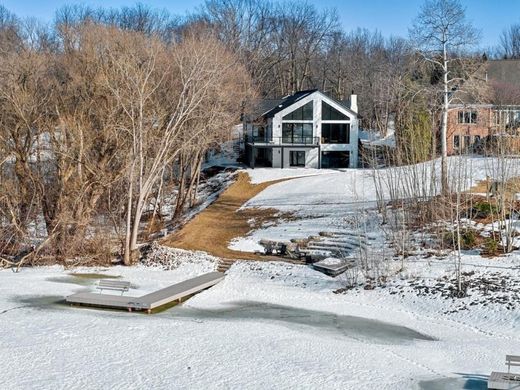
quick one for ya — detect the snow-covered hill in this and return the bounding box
[231,156,498,253]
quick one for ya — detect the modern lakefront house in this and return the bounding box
[242,89,359,169]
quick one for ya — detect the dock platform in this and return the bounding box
[66,271,225,313]
[488,371,520,389]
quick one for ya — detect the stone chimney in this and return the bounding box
[349,93,358,113]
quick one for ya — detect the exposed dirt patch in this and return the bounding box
[162,172,292,260]
[469,176,520,199]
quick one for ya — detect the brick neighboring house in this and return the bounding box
[447,104,493,154]
[447,59,520,155]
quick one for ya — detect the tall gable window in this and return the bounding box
[282,101,313,121]
[322,101,349,120]
[458,110,477,124]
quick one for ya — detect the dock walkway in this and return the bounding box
[66,272,225,313]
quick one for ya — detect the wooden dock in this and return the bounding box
[66,272,225,313]
[488,371,520,389]
[312,259,354,277]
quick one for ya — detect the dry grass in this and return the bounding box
[469,176,520,199]
[162,172,291,260]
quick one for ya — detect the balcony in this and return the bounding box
[245,135,319,146]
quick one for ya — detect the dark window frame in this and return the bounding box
[321,151,350,168]
[282,101,314,121]
[290,151,306,167]
[322,101,349,120]
[321,123,350,144]
[282,123,313,144]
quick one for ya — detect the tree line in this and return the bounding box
[0,4,253,265]
[0,0,517,266]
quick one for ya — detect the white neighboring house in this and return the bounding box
[243,89,359,169]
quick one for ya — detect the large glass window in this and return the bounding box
[454,135,460,148]
[282,123,313,144]
[290,151,306,167]
[458,110,477,124]
[321,123,350,144]
[282,101,313,120]
[321,151,350,168]
[322,101,349,120]
[252,125,266,142]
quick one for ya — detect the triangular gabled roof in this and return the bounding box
[246,89,358,122]
[315,90,358,118]
[261,89,318,118]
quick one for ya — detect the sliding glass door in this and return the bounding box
[282,123,313,144]
[290,151,306,167]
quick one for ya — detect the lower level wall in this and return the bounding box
[321,143,357,168]
[279,147,319,168]
[247,144,358,168]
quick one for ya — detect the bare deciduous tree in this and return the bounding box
[499,23,520,59]
[409,0,480,192]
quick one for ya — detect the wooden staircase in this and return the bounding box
[217,258,237,272]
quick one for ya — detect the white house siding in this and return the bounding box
[247,91,359,168]
[272,147,282,167]
[272,92,358,168]
[280,147,319,168]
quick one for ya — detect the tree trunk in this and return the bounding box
[123,167,134,265]
[441,42,449,194]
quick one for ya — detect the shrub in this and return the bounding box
[442,231,455,248]
[442,229,477,250]
[460,229,477,249]
[472,202,499,219]
[483,237,500,256]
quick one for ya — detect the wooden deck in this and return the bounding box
[66,272,225,313]
[488,371,520,389]
[312,259,354,277]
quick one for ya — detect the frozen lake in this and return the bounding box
[1,261,518,389]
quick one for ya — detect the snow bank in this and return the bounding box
[245,167,340,184]
[141,242,218,272]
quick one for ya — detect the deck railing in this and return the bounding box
[245,135,319,146]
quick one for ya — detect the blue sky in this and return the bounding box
[1,0,519,48]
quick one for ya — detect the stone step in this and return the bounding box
[216,257,306,273]
[301,249,334,258]
[324,237,369,245]
[306,244,354,253]
[308,239,367,249]
[326,231,378,241]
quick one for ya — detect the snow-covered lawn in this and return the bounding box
[2,255,519,389]
[246,167,341,184]
[230,157,508,253]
